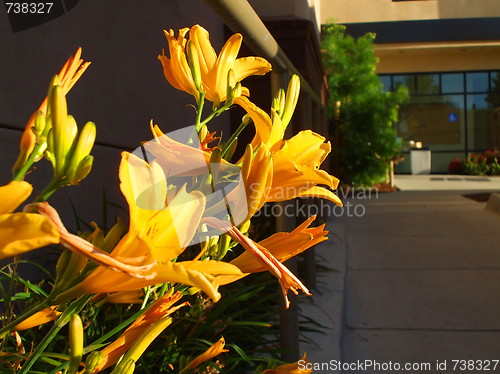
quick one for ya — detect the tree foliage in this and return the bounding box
[321,23,408,186]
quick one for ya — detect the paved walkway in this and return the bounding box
[300,177,500,373]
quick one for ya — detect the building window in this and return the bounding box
[381,71,500,172]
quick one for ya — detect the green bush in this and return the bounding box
[321,23,408,186]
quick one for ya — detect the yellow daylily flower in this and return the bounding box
[234,96,342,206]
[269,130,342,206]
[50,152,241,304]
[13,48,90,175]
[0,181,60,260]
[90,292,188,373]
[159,24,271,105]
[12,306,61,332]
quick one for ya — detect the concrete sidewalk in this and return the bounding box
[300,185,500,373]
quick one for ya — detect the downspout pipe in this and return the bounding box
[203,0,324,107]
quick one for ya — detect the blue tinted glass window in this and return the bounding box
[379,75,391,91]
[466,72,488,93]
[441,73,463,94]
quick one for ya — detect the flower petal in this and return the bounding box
[190,25,217,78]
[12,306,61,331]
[233,56,272,82]
[0,181,32,214]
[298,186,343,206]
[186,337,228,370]
[206,33,242,103]
[233,96,272,147]
[0,213,59,260]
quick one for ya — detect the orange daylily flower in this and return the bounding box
[228,216,327,274]
[12,306,61,332]
[269,130,342,206]
[261,353,313,374]
[91,292,188,372]
[183,337,228,372]
[159,25,271,105]
[13,48,90,174]
[234,96,342,206]
[204,217,312,308]
[48,152,241,304]
[215,216,327,307]
[0,181,60,260]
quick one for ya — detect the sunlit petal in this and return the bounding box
[0,213,59,260]
[0,181,32,214]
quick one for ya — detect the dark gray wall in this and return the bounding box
[1,1,228,227]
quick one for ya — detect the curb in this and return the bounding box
[299,216,346,372]
[485,192,500,215]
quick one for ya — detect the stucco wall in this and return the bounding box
[321,0,500,24]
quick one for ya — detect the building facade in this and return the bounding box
[321,0,500,173]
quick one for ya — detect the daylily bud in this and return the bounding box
[198,124,208,143]
[225,70,243,103]
[200,174,213,195]
[226,69,236,103]
[71,154,94,185]
[272,88,286,115]
[54,251,87,292]
[69,121,96,172]
[68,314,83,374]
[238,219,251,235]
[112,317,173,373]
[33,111,46,137]
[223,137,238,161]
[242,114,251,126]
[113,358,135,374]
[85,351,103,373]
[231,82,243,101]
[281,74,300,129]
[187,40,203,93]
[55,249,72,282]
[215,233,231,260]
[209,147,222,183]
[101,218,126,253]
[48,84,70,176]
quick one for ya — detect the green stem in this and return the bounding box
[199,101,233,128]
[82,303,153,354]
[141,287,152,309]
[194,92,206,132]
[157,283,169,298]
[11,143,44,181]
[19,295,92,374]
[34,177,62,202]
[221,120,247,158]
[0,300,50,338]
